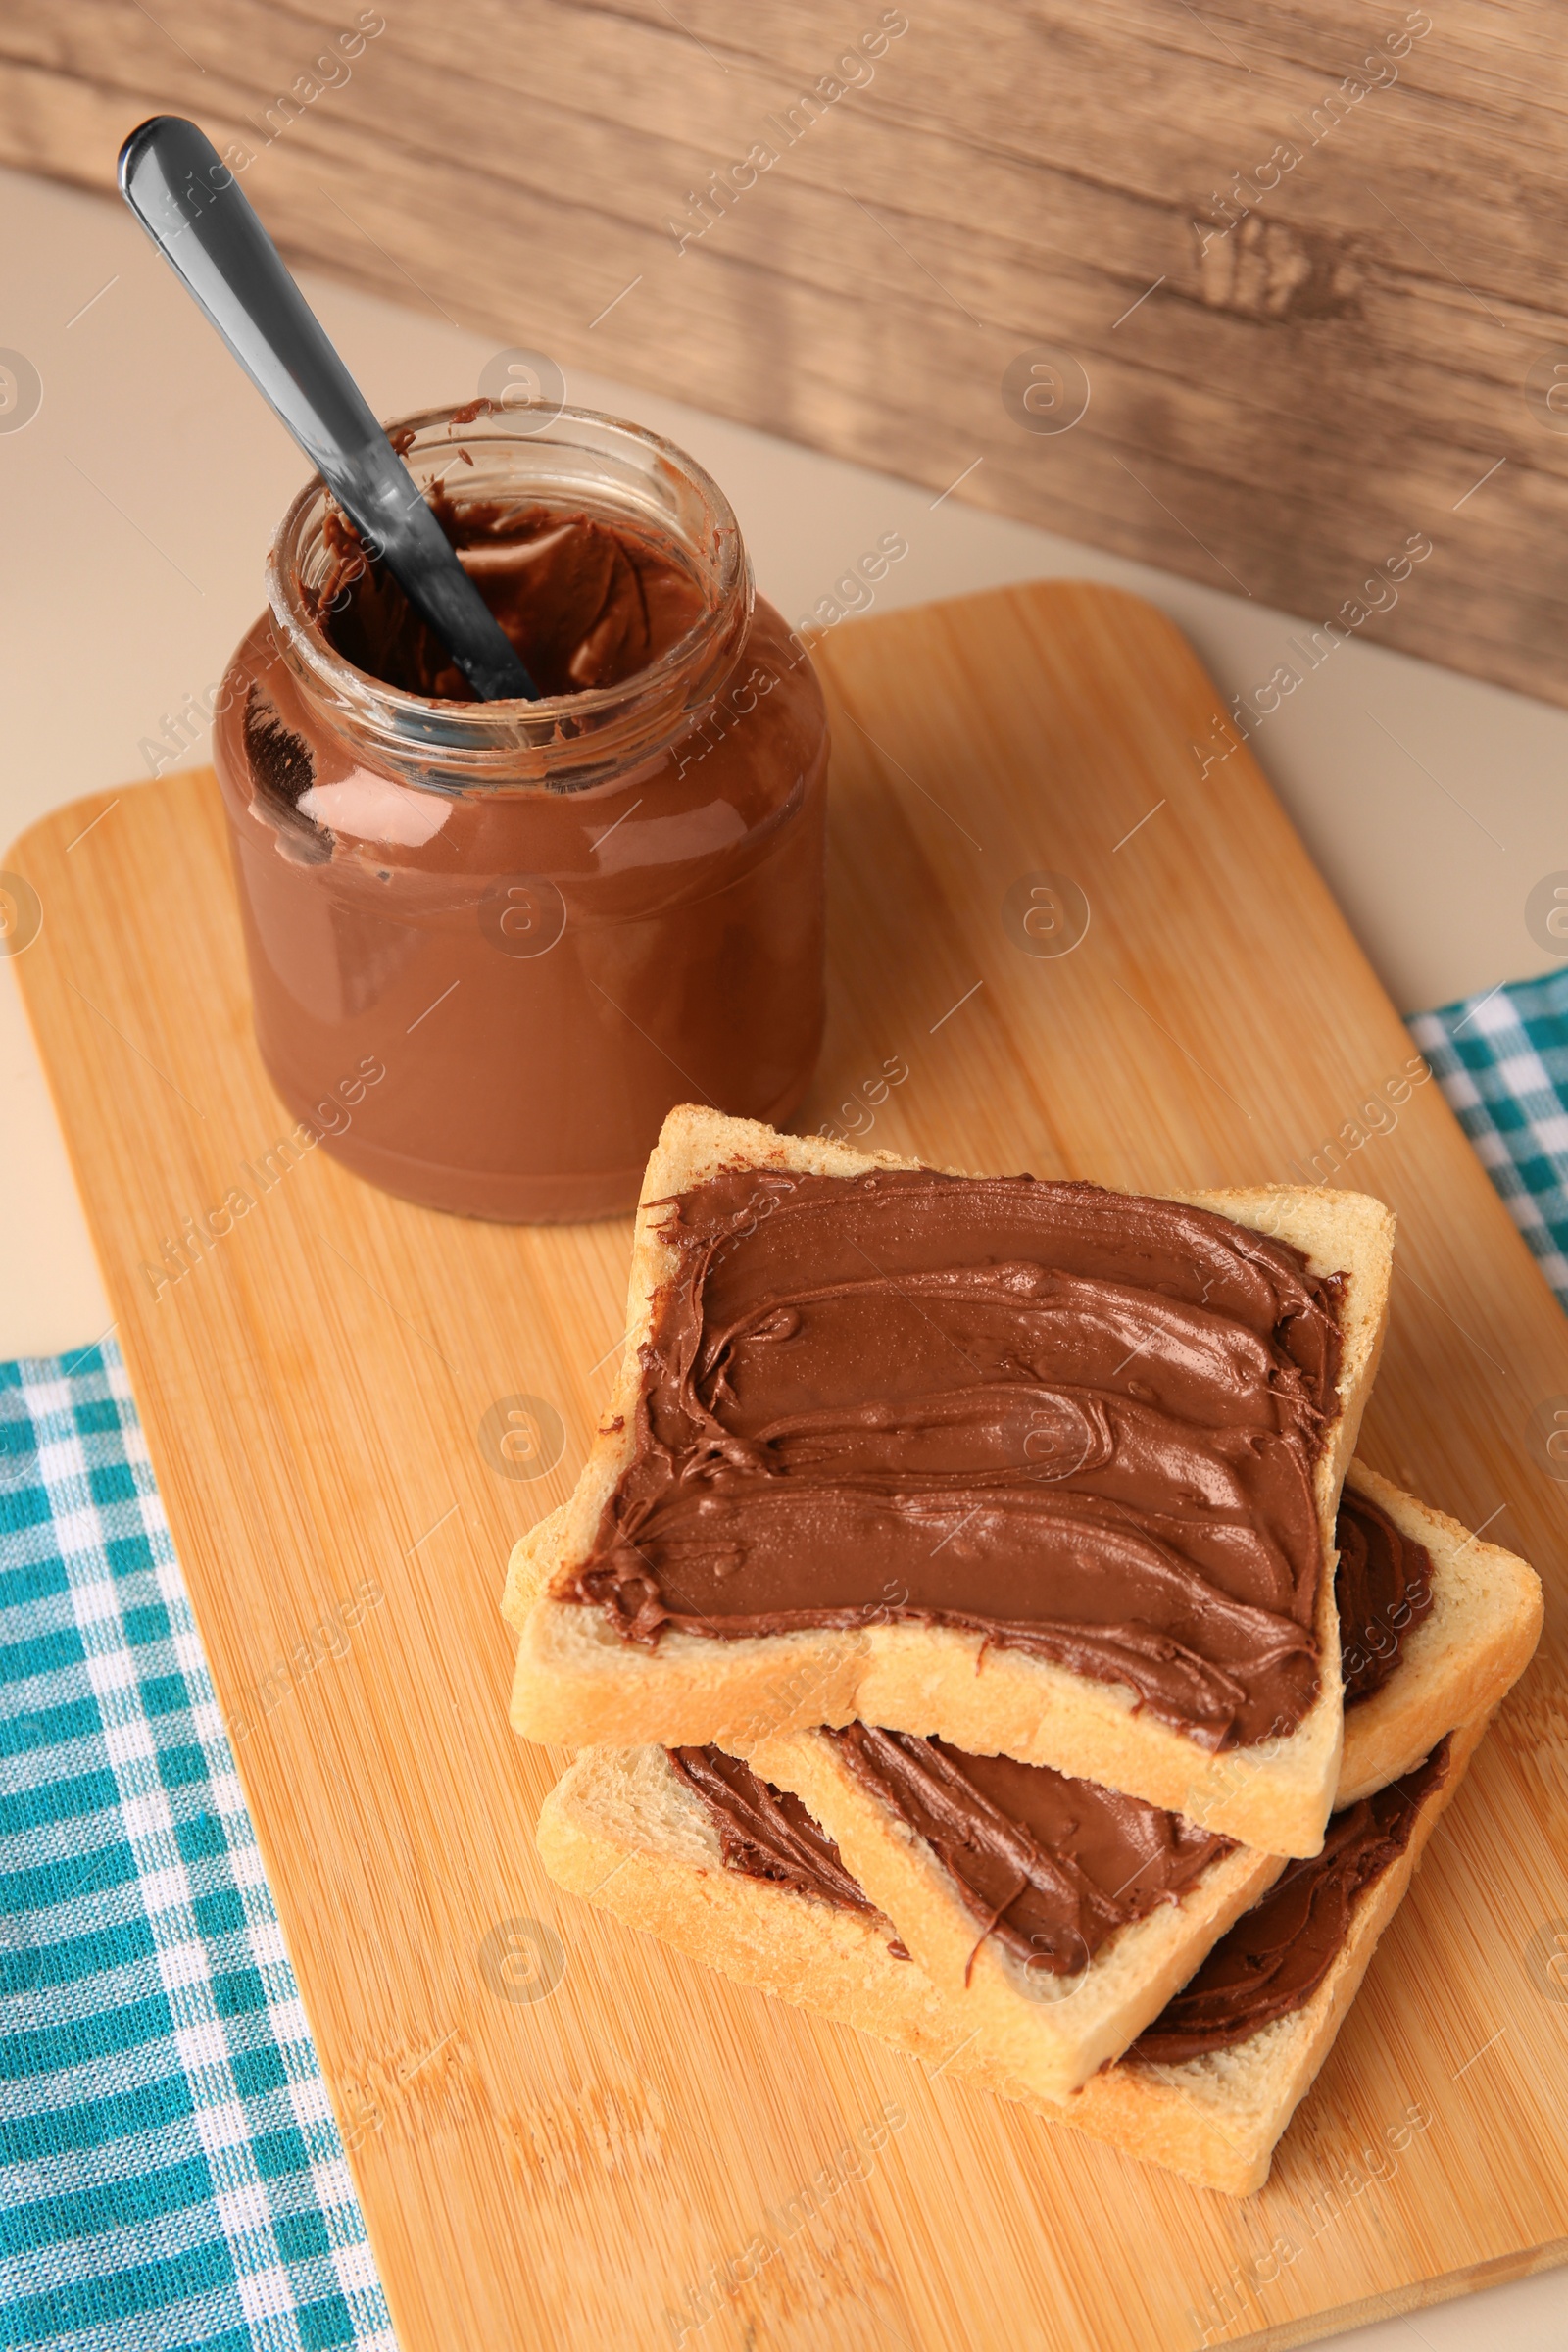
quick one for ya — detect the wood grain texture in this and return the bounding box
[4,2,1568,709]
[10,580,1568,2350]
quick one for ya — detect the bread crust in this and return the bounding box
[1336,1466,1542,1804]
[511,1107,1395,1855]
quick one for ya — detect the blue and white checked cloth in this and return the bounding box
[1411,966,1568,1312]
[0,1343,395,2352]
[2,970,1565,2352]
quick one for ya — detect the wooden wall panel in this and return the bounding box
[5,0,1568,708]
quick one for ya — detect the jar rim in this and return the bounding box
[264,400,751,790]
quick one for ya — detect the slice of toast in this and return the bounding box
[510,1101,1392,1853]
[510,1106,1395,1856]
[1338,1465,1542,1803]
[736,1723,1283,2102]
[535,1716,1485,2198]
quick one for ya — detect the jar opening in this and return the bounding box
[267,402,752,794]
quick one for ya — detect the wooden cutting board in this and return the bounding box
[10,581,1568,2352]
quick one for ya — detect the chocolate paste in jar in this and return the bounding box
[313,483,710,701]
[212,405,829,1223]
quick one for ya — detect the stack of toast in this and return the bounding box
[504,1108,1542,2195]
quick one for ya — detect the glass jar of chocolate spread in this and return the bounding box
[212,402,828,1220]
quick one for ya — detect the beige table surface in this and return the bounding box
[2,161,1565,2351]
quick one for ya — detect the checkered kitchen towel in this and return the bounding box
[1410,966,1568,1310]
[0,1342,395,2352]
[3,975,1565,2352]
